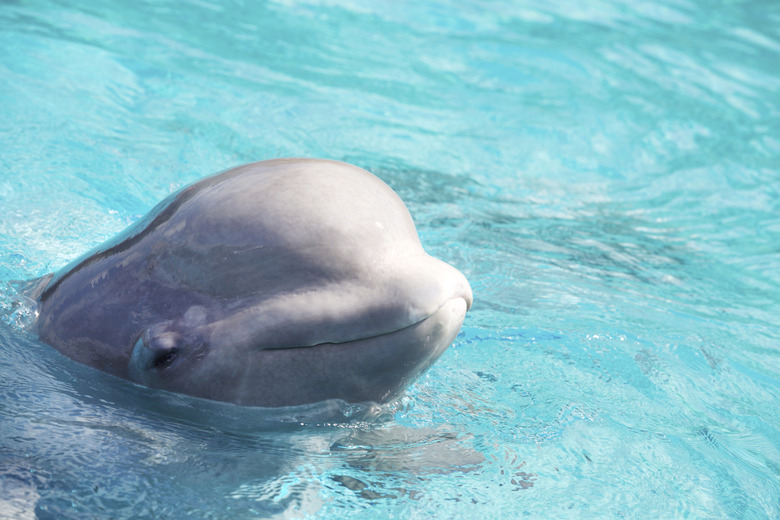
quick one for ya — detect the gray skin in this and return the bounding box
[34,159,473,407]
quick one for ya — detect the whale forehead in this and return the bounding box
[180,159,421,250]
[140,159,423,296]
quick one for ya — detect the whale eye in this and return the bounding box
[144,331,181,371]
[129,327,182,374]
[150,348,178,369]
[129,325,208,385]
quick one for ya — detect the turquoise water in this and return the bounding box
[1,0,779,517]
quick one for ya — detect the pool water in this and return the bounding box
[1,0,779,518]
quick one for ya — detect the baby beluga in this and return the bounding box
[32,159,473,407]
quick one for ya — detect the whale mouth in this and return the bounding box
[266,293,472,352]
[200,253,473,354]
[234,296,470,406]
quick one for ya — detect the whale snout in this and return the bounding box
[433,261,473,312]
[396,255,473,330]
[461,285,474,311]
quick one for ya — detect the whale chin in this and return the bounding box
[151,297,468,408]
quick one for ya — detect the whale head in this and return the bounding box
[36,159,472,407]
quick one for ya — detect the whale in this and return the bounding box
[31,158,472,407]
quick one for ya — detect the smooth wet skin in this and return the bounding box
[34,159,472,407]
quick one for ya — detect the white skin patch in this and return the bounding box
[183,305,207,327]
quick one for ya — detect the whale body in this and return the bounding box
[33,159,472,407]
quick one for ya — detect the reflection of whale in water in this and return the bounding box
[6,428,486,517]
[330,426,486,499]
[29,159,473,407]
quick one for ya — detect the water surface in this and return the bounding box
[1,0,779,518]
